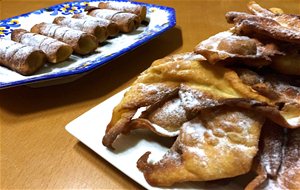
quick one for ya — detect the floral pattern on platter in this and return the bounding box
[47,2,90,16]
[0,0,176,89]
[0,19,21,37]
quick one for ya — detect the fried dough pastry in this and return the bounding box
[98,1,147,21]
[246,122,300,190]
[233,69,300,128]
[86,7,140,33]
[271,49,300,76]
[194,30,282,66]
[31,23,98,55]
[137,106,264,186]
[129,96,186,137]
[72,14,119,37]
[225,10,300,45]
[247,1,300,31]
[11,29,73,64]
[103,52,300,149]
[53,16,108,43]
[102,52,274,148]
[0,38,46,75]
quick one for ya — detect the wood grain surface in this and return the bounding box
[1,0,299,189]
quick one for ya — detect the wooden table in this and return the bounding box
[1,0,299,189]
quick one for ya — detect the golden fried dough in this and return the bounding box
[225,11,300,45]
[246,122,300,190]
[194,30,282,66]
[102,52,271,148]
[103,52,300,149]
[137,106,264,186]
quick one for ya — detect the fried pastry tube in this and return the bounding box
[98,1,147,21]
[31,23,98,55]
[11,29,73,63]
[86,7,141,33]
[53,16,107,43]
[72,14,119,37]
[0,39,46,75]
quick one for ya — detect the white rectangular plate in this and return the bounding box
[65,90,249,189]
[0,0,175,89]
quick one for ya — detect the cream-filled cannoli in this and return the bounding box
[72,14,119,37]
[11,29,73,63]
[86,7,141,33]
[53,16,107,43]
[98,1,147,21]
[31,23,98,55]
[0,39,46,75]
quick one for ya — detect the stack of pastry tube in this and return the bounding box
[31,22,98,55]
[86,7,141,33]
[98,1,147,21]
[72,14,120,37]
[53,16,108,43]
[11,29,73,63]
[0,39,46,75]
[1,1,148,75]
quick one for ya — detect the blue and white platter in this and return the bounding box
[0,0,176,89]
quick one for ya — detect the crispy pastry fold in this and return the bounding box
[246,122,300,190]
[225,11,300,45]
[194,30,282,66]
[103,53,300,149]
[137,106,264,186]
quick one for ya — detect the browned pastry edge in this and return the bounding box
[86,6,141,33]
[98,2,147,21]
[0,39,46,75]
[194,30,283,67]
[222,98,298,129]
[31,22,98,55]
[225,11,300,44]
[246,123,300,190]
[11,29,73,63]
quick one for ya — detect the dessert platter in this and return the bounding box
[0,0,176,89]
[66,1,300,189]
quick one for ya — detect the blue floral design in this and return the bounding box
[0,19,21,37]
[0,0,176,89]
[48,1,90,16]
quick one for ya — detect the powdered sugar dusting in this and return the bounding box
[181,110,259,158]
[90,9,137,22]
[103,1,142,14]
[56,17,104,34]
[13,46,37,63]
[91,9,120,20]
[147,150,166,164]
[73,14,112,26]
[0,39,36,64]
[39,23,83,47]
[179,88,219,110]
[131,106,180,137]
[0,1,174,86]
[0,39,26,61]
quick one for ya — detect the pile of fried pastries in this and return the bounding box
[0,1,146,75]
[102,1,300,189]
